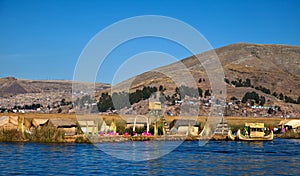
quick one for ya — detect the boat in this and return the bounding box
[227,130,236,140]
[236,122,273,141]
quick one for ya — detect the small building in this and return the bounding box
[78,120,97,135]
[32,118,49,128]
[126,117,148,129]
[0,116,25,131]
[281,120,300,133]
[48,118,77,136]
[169,119,199,135]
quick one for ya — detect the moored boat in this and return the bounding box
[227,130,236,140]
[236,123,273,141]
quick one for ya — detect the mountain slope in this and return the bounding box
[0,77,110,97]
[112,43,300,99]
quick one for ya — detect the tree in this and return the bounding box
[97,93,114,112]
[284,96,297,104]
[224,78,230,84]
[230,96,238,101]
[60,98,66,106]
[244,78,251,87]
[279,93,284,100]
[175,87,180,94]
[259,96,265,106]
[242,91,259,104]
[267,108,274,114]
[198,88,203,97]
[204,89,211,98]
[159,85,164,92]
[272,92,278,98]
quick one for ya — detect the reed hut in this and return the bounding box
[126,117,148,129]
[0,116,25,132]
[48,118,77,136]
[78,120,98,135]
[169,119,199,135]
[32,118,49,128]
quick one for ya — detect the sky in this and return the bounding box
[0,0,300,84]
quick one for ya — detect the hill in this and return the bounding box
[0,77,109,98]
[107,43,300,115]
[111,43,299,96]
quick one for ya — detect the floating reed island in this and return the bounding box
[0,113,299,143]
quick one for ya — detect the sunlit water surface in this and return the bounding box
[0,138,299,175]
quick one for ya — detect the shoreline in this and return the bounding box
[1,113,299,143]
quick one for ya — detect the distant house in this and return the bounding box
[48,118,77,136]
[169,119,199,135]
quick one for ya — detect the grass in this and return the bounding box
[278,130,300,139]
[0,129,26,142]
[25,126,65,143]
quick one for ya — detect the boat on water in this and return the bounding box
[235,122,273,141]
[227,130,236,140]
[228,123,273,141]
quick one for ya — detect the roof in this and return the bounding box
[171,119,197,129]
[126,116,148,124]
[285,120,300,129]
[78,120,95,127]
[245,122,264,128]
[49,118,77,127]
[32,118,49,127]
[0,116,9,126]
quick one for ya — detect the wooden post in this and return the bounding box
[147,116,150,133]
[154,121,158,136]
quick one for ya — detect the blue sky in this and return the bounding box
[1,0,300,84]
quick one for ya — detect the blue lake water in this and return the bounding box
[0,138,299,175]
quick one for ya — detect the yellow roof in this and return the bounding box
[149,102,162,110]
[285,120,300,129]
[245,122,264,128]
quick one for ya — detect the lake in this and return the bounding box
[0,138,299,175]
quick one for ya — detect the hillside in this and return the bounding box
[0,77,110,98]
[106,43,300,114]
[111,43,300,97]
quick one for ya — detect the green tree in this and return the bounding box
[272,92,278,98]
[279,93,284,100]
[97,93,114,112]
[224,78,230,84]
[198,88,203,97]
[204,89,211,98]
[259,96,265,106]
[230,96,238,101]
[159,85,164,92]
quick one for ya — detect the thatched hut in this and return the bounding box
[48,118,77,136]
[0,116,25,132]
[126,117,148,128]
[281,120,300,133]
[78,120,97,135]
[32,118,49,128]
[169,119,199,135]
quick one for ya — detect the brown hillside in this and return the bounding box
[0,77,110,97]
[111,43,300,99]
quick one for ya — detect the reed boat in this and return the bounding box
[236,123,273,141]
[227,130,236,141]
